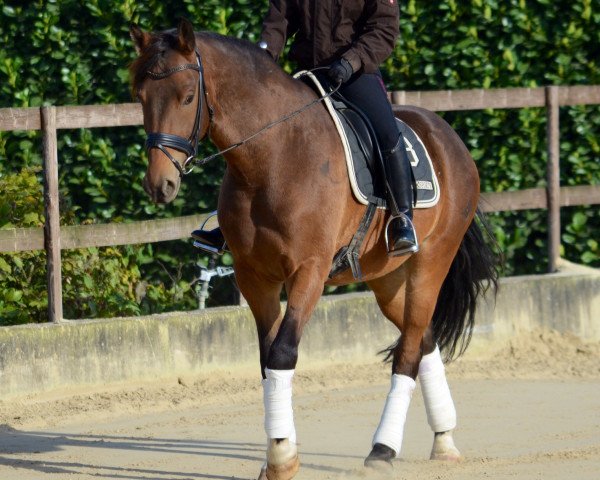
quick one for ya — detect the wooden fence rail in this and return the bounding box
[1,85,599,322]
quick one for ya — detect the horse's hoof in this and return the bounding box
[266,439,300,480]
[266,458,299,480]
[430,431,462,462]
[364,443,396,470]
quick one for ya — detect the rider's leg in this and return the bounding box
[338,73,418,256]
[382,135,419,256]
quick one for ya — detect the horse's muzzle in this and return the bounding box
[143,172,180,204]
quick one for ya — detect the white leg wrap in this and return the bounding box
[263,368,296,443]
[418,345,457,433]
[372,374,416,455]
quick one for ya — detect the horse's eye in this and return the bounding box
[184,94,194,105]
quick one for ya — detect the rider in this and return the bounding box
[192,0,418,256]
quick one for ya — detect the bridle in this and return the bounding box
[144,49,213,177]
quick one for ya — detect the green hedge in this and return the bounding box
[0,0,598,322]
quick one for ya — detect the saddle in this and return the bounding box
[296,71,440,279]
[298,71,440,210]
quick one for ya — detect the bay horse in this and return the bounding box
[130,18,498,480]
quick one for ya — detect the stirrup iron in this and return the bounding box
[384,212,419,257]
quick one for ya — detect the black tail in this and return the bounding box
[432,208,500,361]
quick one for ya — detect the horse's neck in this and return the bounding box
[204,39,320,185]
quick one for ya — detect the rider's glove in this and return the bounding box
[327,58,353,85]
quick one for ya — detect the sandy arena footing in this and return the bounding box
[0,329,599,480]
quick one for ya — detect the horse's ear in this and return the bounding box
[130,23,151,55]
[177,17,196,54]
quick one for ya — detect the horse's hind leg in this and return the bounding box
[420,326,462,461]
[365,261,456,467]
[363,268,420,468]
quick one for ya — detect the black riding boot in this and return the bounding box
[191,211,228,254]
[383,134,419,256]
[192,227,227,255]
[191,227,226,254]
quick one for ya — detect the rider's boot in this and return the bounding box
[383,134,419,256]
[191,227,227,254]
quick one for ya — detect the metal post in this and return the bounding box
[197,256,216,309]
[545,86,560,273]
[41,106,63,322]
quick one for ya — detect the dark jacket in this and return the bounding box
[261,0,399,74]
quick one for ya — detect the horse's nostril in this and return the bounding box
[161,179,177,199]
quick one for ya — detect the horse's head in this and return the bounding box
[130,18,210,203]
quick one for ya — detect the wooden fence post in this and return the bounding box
[41,106,63,322]
[545,86,560,273]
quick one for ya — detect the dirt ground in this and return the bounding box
[0,328,599,480]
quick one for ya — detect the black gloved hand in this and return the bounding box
[327,58,353,85]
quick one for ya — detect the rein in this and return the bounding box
[192,69,340,168]
[144,54,338,176]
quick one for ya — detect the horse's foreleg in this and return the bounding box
[261,312,300,480]
[420,329,461,461]
[260,264,326,480]
[234,267,288,480]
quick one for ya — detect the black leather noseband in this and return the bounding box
[144,50,212,176]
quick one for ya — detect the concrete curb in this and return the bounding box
[1,260,598,398]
